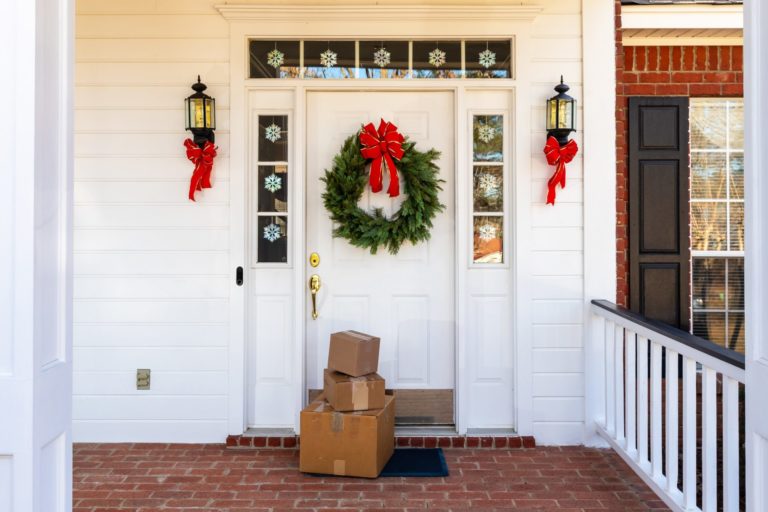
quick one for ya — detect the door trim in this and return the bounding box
[224,14,535,437]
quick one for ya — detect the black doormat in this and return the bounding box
[379,448,449,477]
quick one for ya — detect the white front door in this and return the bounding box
[306,91,455,422]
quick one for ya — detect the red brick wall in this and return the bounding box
[615,4,743,307]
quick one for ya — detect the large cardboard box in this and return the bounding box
[327,330,380,377]
[324,369,385,412]
[300,395,395,478]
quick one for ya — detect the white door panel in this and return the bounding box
[305,91,455,398]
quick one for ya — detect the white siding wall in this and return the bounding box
[74,0,231,442]
[73,0,597,445]
[527,2,586,445]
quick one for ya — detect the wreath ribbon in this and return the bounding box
[359,119,405,197]
[543,136,578,205]
[184,139,217,201]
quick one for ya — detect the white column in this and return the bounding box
[0,1,74,511]
[744,1,768,510]
[582,0,617,446]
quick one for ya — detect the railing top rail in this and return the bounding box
[591,299,745,371]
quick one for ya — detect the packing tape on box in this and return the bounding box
[333,459,346,476]
[351,379,369,410]
[331,412,344,433]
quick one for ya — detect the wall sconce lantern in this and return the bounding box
[542,76,578,206]
[545,76,576,146]
[184,76,217,202]
[185,75,216,147]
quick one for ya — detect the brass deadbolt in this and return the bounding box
[309,252,320,267]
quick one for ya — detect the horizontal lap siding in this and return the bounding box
[74,2,230,442]
[529,2,585,445]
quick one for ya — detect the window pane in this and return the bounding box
[473,115,503,162]
[303,41,356,79]
[465,41,512,78]
[257,216,288,263]
[249,40,300,78]
[258,115,288,162]
[727,312,745,353]
[473,216,503,264]
[729,101,744,149]
[358,41,408,79]
[691,153,726,199]
[727,258,745,310]
[412,41,462,79]
[691,100,727,149]
[473,166,503,213]
[692,258,725,310]
[729,154,744,199]
[693,312,726,345]
[258,165,288,213]
[730,202,744,251]
[691,202,727,251]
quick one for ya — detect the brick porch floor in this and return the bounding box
[74,443,669,511]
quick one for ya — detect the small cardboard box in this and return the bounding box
[324,369,386,412]
[327,330,380,377]
[299,395,395,478]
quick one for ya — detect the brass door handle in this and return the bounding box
[309,274,321,319]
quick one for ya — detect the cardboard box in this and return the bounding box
[300,395,395,478]
[324,369,386,412]
[327,330,380,377]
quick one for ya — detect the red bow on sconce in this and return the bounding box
[184,138,217,201]
[543,136,578,205]
[359,119,405,197]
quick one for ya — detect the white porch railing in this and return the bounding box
[590,300,746,512]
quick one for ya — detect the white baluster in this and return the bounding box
[702,367,717,511]
[615,324,625,444]
[722,376,740,511]
[606,319,616,435]
[637,335,649,467]
[625,330,637,455]
[665,349,679,495]
[650,341,663,480]
[682,356,697,510]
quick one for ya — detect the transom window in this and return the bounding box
[249,39,513,79]
[689,98,744,353]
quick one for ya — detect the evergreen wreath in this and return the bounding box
[321,133,445,255]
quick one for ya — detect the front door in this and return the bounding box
[306,90,455,424]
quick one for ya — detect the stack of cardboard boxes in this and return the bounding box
[299,330,395,478]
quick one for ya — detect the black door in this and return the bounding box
[628,97,690,330]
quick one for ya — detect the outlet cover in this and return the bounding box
[137,369,151,390]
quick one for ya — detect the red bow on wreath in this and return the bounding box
[359,119,405,197]
[184,139,217,201]
[543,136,578,205]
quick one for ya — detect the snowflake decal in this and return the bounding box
[263,223,282,243]
[264,173,282,193]
[320,49,338,68]
[264,123,282,143]
[267,49,285,69]
[373,47,391,68]
[478,173,501,199]
[428,48,446,68]
[477,124,497,144]
[478,49,496,69]
[478,224,498,242]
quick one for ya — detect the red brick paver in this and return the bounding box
[74,443,669,511]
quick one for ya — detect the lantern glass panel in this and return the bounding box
[558,99,572,130]
[547,99,558,131]
[187,98,204,129]
[205,98,215,129]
